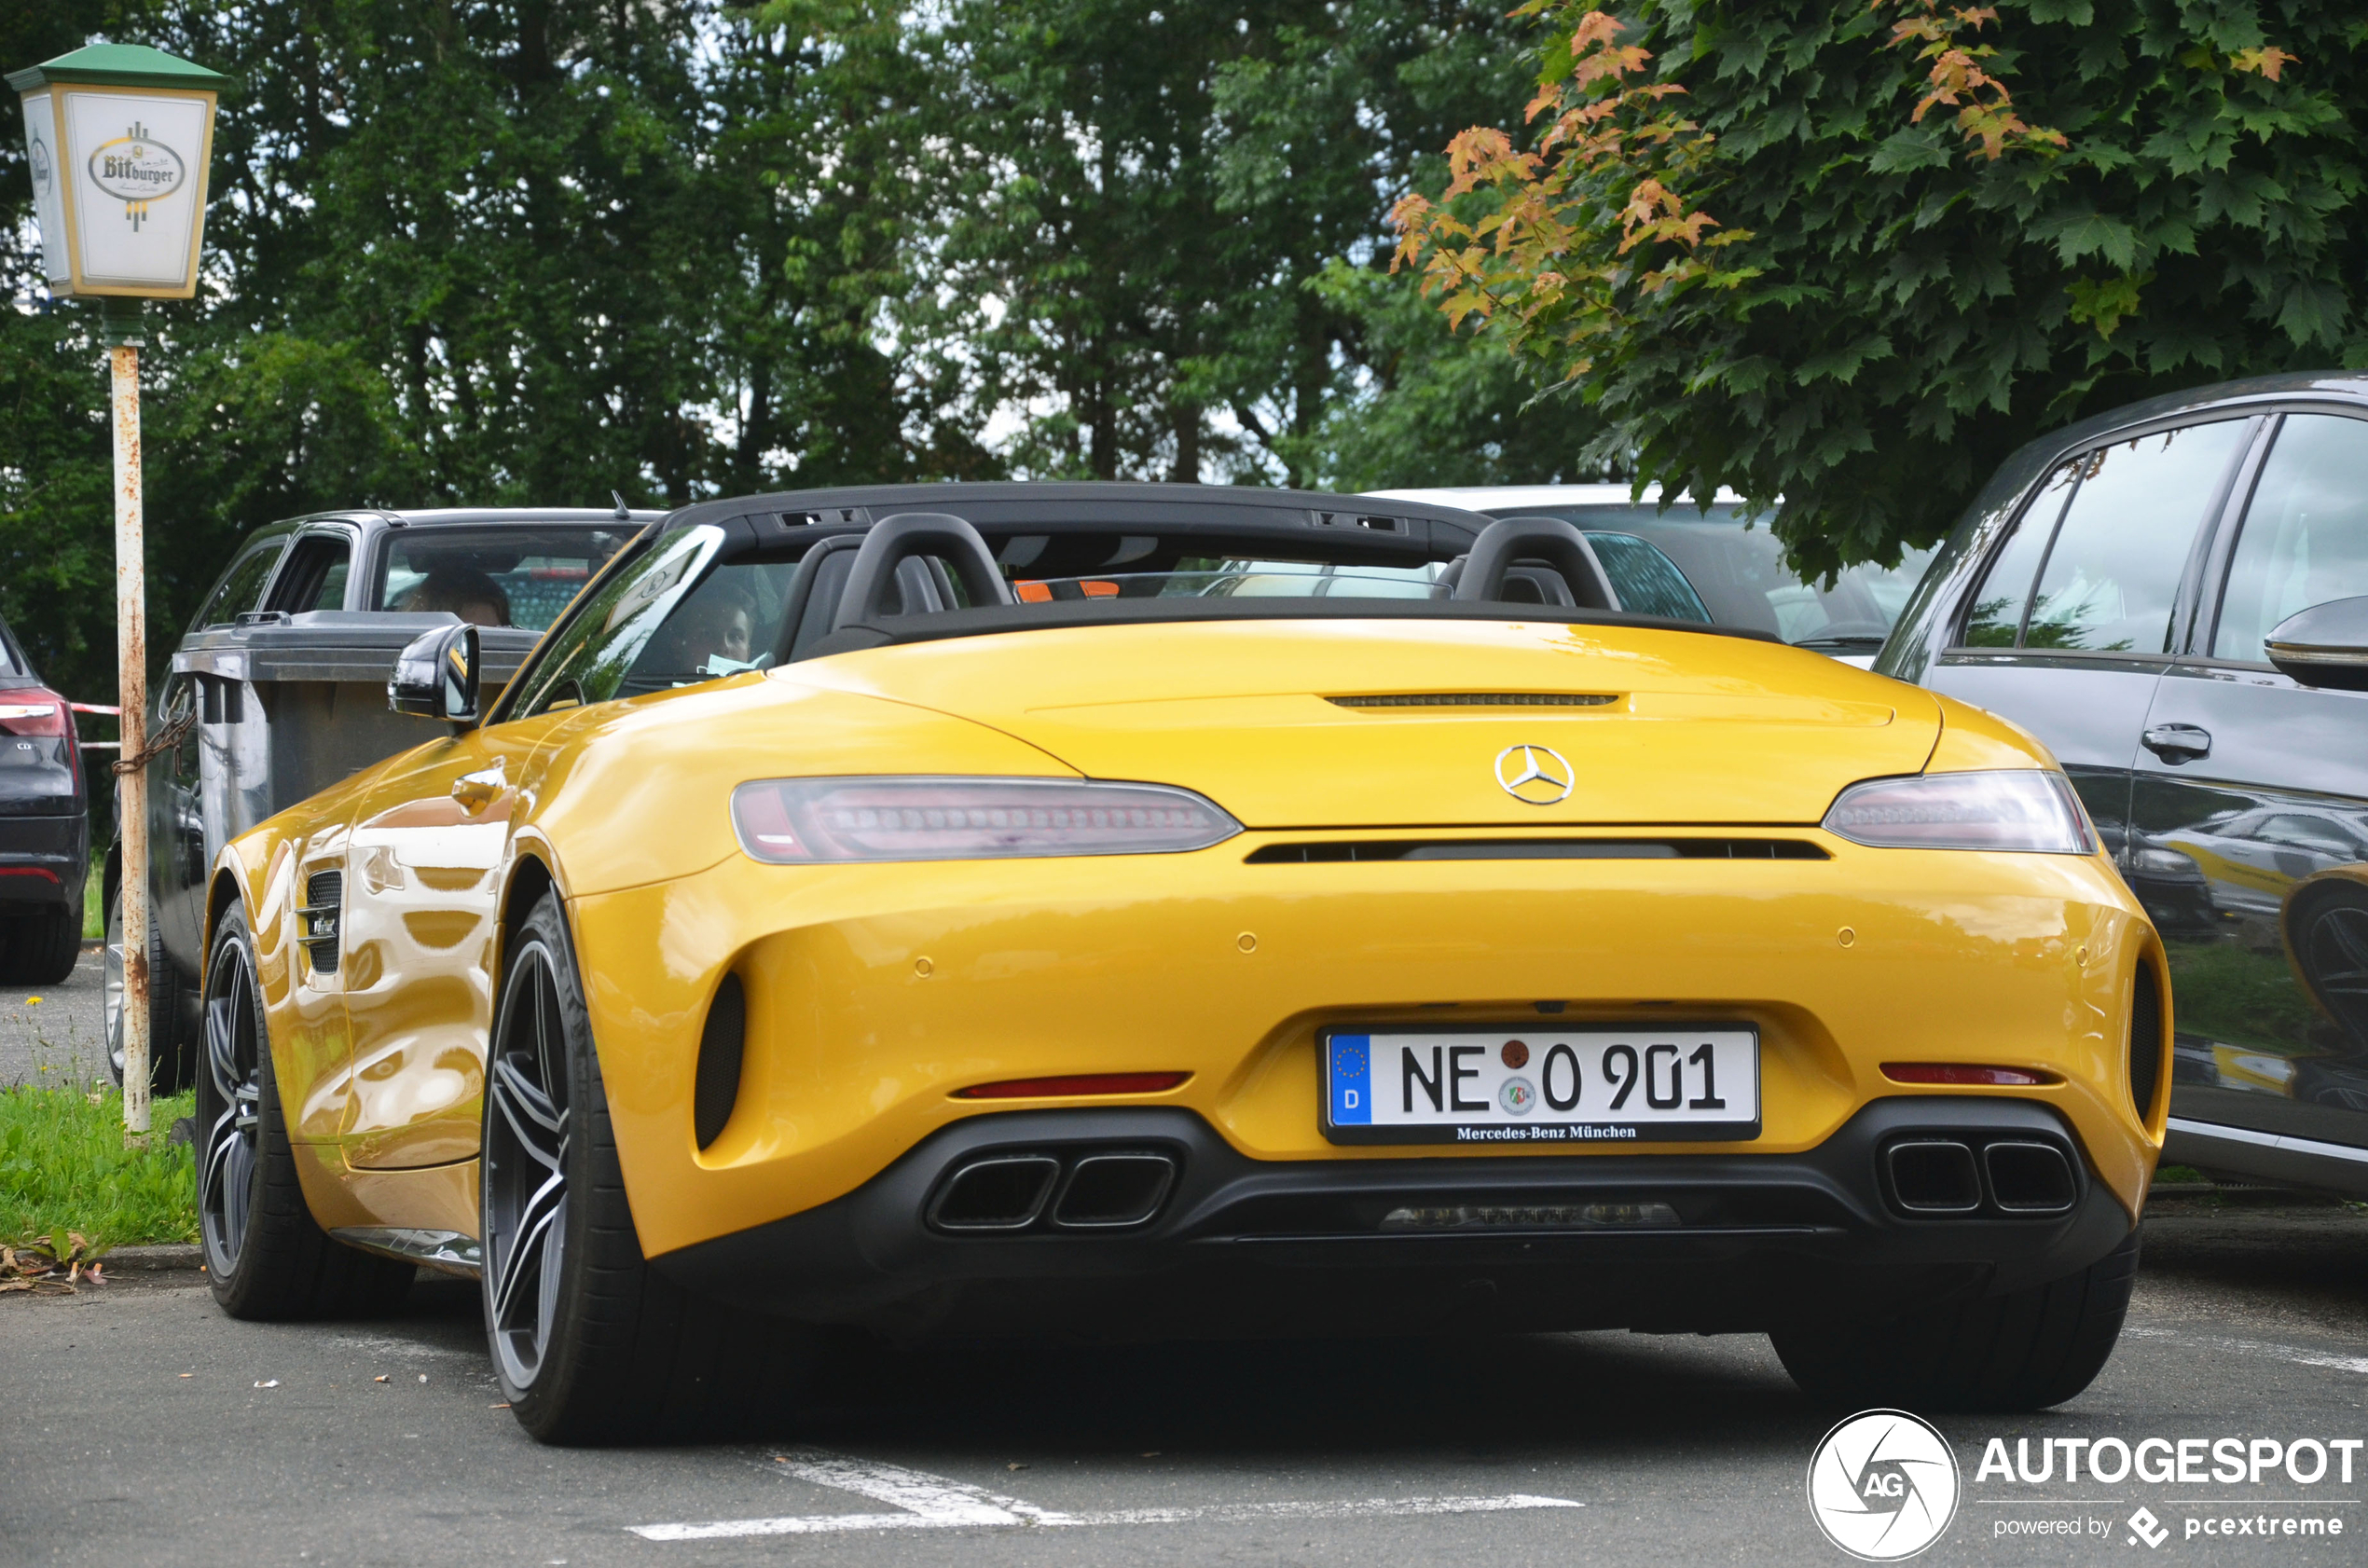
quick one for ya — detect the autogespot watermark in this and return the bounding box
[1975,1433,2360,1548]
[1808,1410,1962,1561]
[1807,1417,2363,1557]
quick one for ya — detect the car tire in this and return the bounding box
[483,890,812,1444]
[0,905,81,985]
[1771,1230,2140,1411]
[199,902,415,1320]
[105,877,195,1093]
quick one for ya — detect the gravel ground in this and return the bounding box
[0,939,108,1089]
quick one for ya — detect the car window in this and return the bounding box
[2022,420,2251,653]
[509,525,727,717]
[1962,420,2250,653]
[1961,465,2078,646]
[0,620,21,679]
[2210,413,2368,664]
[1583,533,1711,623]
[265,534,351,613]
[377,527,632,631]
[618,557,803,692]
[193,538,291,629]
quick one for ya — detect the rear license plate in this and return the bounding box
[1322,1025,1759,1145]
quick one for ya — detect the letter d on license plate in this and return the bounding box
[1322,1025,1759,1145]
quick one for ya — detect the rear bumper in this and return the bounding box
[0,813,87,912]
[652,1096,2136,1337]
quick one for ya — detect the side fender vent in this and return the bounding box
[298,870,342,976]
[695,973,747,1150]
[2129,958,2166,1121]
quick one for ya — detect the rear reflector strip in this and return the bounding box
[953,1072,1191,1099]
[1881,1063,2059,1087]
[1246,838,1829,863]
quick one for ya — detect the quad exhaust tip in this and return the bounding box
[929,1148,1178,1233]
[1883,1136,2077,1217]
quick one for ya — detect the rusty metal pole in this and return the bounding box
[105,297,150,1139]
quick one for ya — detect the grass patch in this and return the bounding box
[83,853,103,940]
[0,1086,198,1247]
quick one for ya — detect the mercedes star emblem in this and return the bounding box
[1494,744,1574,805]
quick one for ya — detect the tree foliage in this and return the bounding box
[1395,1,2367,579]
[4,0,1600,702]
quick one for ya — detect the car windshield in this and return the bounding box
[375,527,633,631]
[1488,505,1934,649]
[0,621,21,679]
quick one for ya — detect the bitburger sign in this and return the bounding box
[8,42,226,297]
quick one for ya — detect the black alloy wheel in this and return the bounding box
[481,890,814,1444]
[483,921,572,1391]
[197,904,413,1320]
[197,921,266,1279]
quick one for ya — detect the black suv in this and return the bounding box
[0,612,89,983]
[1879,372,2368,1195]
[108,507,659,1087]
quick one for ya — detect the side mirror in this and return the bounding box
[389,624,481,730]
[2265,596,2368,693]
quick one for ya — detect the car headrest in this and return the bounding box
[832,512,1015,631]
[1451,516,1620,612]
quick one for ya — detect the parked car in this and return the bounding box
[0,612,89,984]
[106,506,662,1089]
[1877,372,2368,1195]
[189,482,2155,1437]
[1366,484,1935,663]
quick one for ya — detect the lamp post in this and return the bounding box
[9,44,226,1138]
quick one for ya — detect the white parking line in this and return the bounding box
[2123,1324,2368,1376]
[628,1448,1583,1541]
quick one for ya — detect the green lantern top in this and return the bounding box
[7,43,231,96]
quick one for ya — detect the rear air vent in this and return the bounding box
[1327,693,1618,709]
[298,871,342,976]
[694,973,746,1150]
[2129,959,2165,1121]
[1246,838,1830,864]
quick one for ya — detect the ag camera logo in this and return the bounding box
[1807,1410,1961,1561]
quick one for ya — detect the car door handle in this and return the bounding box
[2141,723,2211,763]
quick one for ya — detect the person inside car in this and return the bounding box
[400,565,513,628]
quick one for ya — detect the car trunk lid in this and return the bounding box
[789,619,1940,828]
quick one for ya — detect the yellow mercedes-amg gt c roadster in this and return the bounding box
[191,484,2168,1442]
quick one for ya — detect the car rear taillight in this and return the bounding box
[732,777,1241,863]
[0,693,69,736]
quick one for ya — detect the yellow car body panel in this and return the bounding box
[214,615,2164,1270]
[577,834,2160,1258]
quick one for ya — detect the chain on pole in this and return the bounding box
[104,296,150,1141]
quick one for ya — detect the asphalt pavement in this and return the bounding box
[1,940,109,1089]
[5,1198,2364,1567]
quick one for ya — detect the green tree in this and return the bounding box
[1396,1,2366,578]
[906,0,1579,487]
